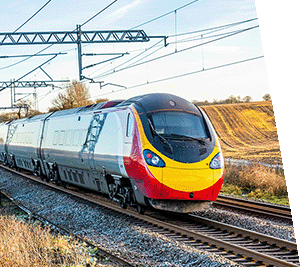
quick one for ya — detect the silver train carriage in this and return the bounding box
[0,94,224,213]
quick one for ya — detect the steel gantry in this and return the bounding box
[0,25,152,80]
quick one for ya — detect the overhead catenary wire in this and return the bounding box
[130,0,200,30]
[80,0,118,27]
[0,45,55,71]
[91,39,165,79]
[0,55,58,92]
[91,55,264,98]
[168,28,247,45]
[0,0,118,71]
[0,0,54,71]
[89,18,258,80]
[13,0,52,33]
[0,0,262,108]
[92,25,259,80]
[168,18,258,38]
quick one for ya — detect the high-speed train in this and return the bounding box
[0,93,224,213]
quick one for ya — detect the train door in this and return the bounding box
[79,113,108,171]
[121,110,134,177]
[125,111,134,144]
[39,118,50,176]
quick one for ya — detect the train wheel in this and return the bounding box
[120,202,127,209]
[3,155,8,166]
[34,165,41,177]
[54,170,62,186]
[45,174,50,183]
[136,205,145,215]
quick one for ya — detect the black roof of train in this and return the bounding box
[118,93,199,114]
[5,93,199,123]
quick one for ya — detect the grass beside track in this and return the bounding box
[0,198,110,267]
[221,163,289,206]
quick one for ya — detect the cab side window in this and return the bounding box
[126,113,134,137]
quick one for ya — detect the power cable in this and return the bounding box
[168,18,258,38]
[92,20,258,79]
[0,55,58,92]
[91,39,165,79]
[91,55,264,98]
[168,29,244,45]
[81,0,118,27]
[130,0,200,30]
[1,0,53,71]
[13,0,52,32]
[92,25,259,80]
[0,44,55,71]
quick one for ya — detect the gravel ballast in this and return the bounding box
[0,168,296,266]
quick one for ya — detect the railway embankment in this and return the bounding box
[0,167,238,267]
[0,166,297,266]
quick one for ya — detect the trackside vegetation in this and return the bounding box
[0,211,110,266]
[221,163,289,205]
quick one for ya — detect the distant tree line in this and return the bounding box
[0,80,109,122]
[192,93,271,106]
[0,79,272,122]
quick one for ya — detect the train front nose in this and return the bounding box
[143,147,225,200]
[161,167,224,200]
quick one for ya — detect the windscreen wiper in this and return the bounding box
[165,134,207,145]
[147,119,173,154]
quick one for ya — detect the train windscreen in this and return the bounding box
[150,111,208,140]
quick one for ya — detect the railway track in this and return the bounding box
[215,194,292,221]
[0,164,298,267]
[158,212,299,266]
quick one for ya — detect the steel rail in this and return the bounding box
[216,194,292,221]
[0,164,298,266]
[187,214,297,251]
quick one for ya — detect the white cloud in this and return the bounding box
[106,0,144,22]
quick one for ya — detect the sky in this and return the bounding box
[1,0,300,242]
[0,0,267,111]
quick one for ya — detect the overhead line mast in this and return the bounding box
[0,26,158,80]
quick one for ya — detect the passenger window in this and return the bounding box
[80,130,86,145]
[66,131,72,146]
[59,131,65,145]
[73,130,79,146]
[53,131,58,145]
[126,113,134,137]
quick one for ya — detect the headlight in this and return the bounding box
[209,152,224,169]
[143,149,165,167]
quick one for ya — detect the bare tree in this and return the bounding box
[95,98,109,104]
[243,95,253,102]
[50,80,93,111]
[262,93,271,101]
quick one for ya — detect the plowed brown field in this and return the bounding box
[201,101,282,165]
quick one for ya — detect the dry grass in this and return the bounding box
[0,215,105,267]
[224,163,287,196]
[223,163,289,205]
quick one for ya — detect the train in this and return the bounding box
[0,93,224,214]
